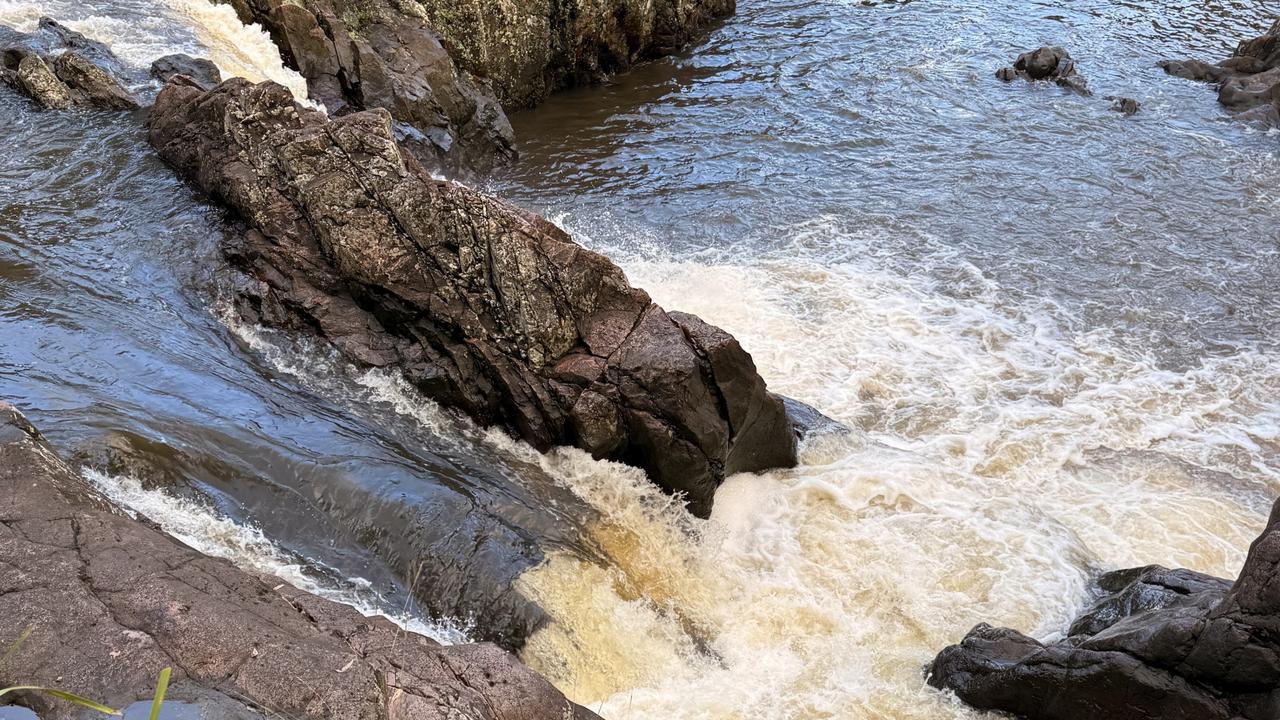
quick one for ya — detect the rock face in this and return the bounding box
[0,402,598,720]
[147,77,797,519]
[211,0,514,175]
[151,53,223,89]
[411,0,736,109]
[996,46,1090,95]
[1161,20,1280,126]
[0,18,139,110]
[928,498,1280,720]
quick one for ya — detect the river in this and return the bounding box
[1,1,1278,718]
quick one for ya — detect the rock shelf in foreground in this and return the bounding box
[0,402,597,720]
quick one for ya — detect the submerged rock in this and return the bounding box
[147,77,798,519]
[0,18,138,110]
[1161,20,1280,126]
[151,53,222,89]
[1109,96,1141,115]
[997,46,1090,95]
[0,401,598,720]
[928,497,1280,720]
[210,0,514,175]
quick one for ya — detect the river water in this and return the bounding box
[2,1,1279,719]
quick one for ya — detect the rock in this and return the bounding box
[1161,20,1280,125]
[210,0,515,176]
[0,18,139,110]
[782,395,849,442]
[52,51,139,109]
[147,77,797,519]
[928,497,1280,720]
[997,46,1090,95]
[151,53,222,88]
[410,0,737,109]
[0,401,598,720]
[1109,96,1140,115]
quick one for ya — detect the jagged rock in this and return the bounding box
[928,497,1280,720]
[0,18,138,110]
[411,0,737,109]
[151,53,222,88]
[1161,19,1280,126]
[782,396,849,442]
[0,401,598,720]
[997,46,1090,95]
[147,77,797,518]
[210,0,514,175]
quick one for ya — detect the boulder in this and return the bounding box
[928,497,1280,720]
[996,46,1090,95]
[146,77,797,519]
[409,0,737,109]
[151,53,223,88]
[0,401,598,720]
[1161,19,1280,125]
[210,0,514,176]
[1108,96,1140,115]
[0,18,138,110]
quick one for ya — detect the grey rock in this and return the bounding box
[1161,19,1280,126]
[151,53,222,88]
[997,46,1091,95]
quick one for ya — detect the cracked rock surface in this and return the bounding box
[0,401,597,720]
[147,76,797,519]
[1161,19,1280,126]
[928,498,1280,720]
[0,18,139,111]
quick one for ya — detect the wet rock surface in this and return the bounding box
[1161,20,1280,126]
[412,0,737,109]
[151,53,222,89]
[0,402,598,720]
[212,0,514,176]
[928,497,1280,720]
[0,18,139,110]
[996,46,1090,95]
[146,77,797,519]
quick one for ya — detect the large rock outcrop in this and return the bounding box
[210,0,514,175]
[1161,19,1280,126]
[0,18,139,110]
[147,76,797,519]
[928,498,1280,720]
[0,402,598,720]
[412,0,737,109]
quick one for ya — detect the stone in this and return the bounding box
[151,53,223,88]
[997,46,1090,95]
[1108,96,1140,115]
[6,51,71,109]
[928,497,1280,720]
[1161,20,1280,126]
[0,18,139,110]
[147,77,798,519]
[0,401,598,720]
[52,51,139,109]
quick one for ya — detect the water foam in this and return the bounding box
[220,213,1279,718]
[0,0,308,99]
[81,468,470,645]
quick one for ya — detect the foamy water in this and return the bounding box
[81,468,471,645]
[0,0,308,98]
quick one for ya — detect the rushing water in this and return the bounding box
[2,1,1280,719]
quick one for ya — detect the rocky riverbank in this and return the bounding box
[0,402,598,720]
[929,498,1280,720]
[1161,19,1280,125]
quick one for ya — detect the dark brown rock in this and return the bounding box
[411,0,737,109]
[0,401,597,720]
[1108,96,1140,115]
[0,18,139,110]
[210,0,514,176]
[146,77,797,518]
[928,498,1280,720]
[1161,19,1280,125]
[151,53,223,89]
[997,46,1090,95]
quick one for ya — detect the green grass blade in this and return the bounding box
[0,685,120,715]
[0,627,32,669]
[148,667,172,720]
